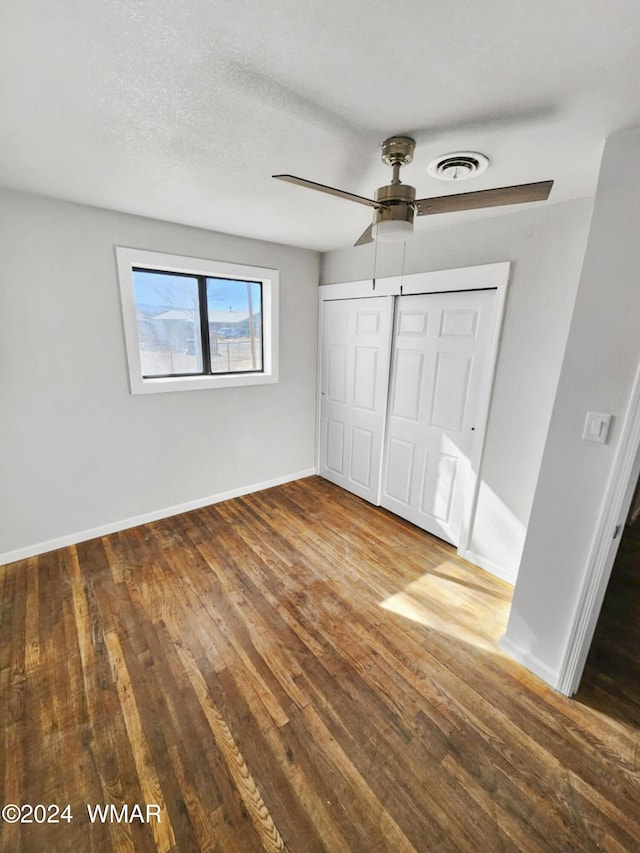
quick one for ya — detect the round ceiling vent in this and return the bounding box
[427,151,489,181]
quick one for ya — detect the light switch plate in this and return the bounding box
[582,411,613,444]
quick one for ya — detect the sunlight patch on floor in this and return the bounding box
[380,560,512,652]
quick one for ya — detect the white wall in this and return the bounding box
[502,126,640,686]
[0,189,319,562]
[321,198,594,582]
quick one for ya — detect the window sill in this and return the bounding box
[130,371,279,395]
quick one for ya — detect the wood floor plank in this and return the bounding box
[297,654,482,851]
[154,622,273,853]
[298,701,419,853]
[2,561,26,853]
[171,637,287,852]
[203,663,329,851]
[104,629,176,852]
[73,538,155,853]
[2,476,640,851]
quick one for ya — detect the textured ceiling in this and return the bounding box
[2,0,640,251]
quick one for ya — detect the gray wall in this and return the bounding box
[0,189,319,561]
[321,198,594,582]
[503,126,640,685]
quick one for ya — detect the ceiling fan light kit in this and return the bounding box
[273,136,553,246]
[372,216,414,242]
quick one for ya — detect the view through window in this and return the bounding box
[133,269,263,378]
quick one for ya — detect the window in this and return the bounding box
[116,248,278,394]
[132,269,264,377]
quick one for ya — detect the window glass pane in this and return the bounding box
[133,270,203,376]
[206,278,263,373]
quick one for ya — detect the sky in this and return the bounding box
[133,270,261,314]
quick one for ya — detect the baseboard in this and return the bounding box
[0,469,316,566]
[498,634,561,690]
[458,548,516,586]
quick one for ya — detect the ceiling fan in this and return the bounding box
[273,136,553,246]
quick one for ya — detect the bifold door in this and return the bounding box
[319,288,499,548]
[381,290,497,545]
[318,297,393,503]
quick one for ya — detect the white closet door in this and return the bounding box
[319,297,393,504]
[381,290,497,545]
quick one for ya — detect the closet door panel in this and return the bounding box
[381,290,497,545]
[319,297,393,503]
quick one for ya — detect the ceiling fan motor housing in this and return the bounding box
[374,183,416,227]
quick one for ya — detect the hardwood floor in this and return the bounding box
[1,476,639,852]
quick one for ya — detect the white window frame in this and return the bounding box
[115,247,279,394]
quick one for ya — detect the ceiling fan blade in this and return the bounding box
[354,223,374,246]
[273,174,379,209]
[415,180,553,216]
